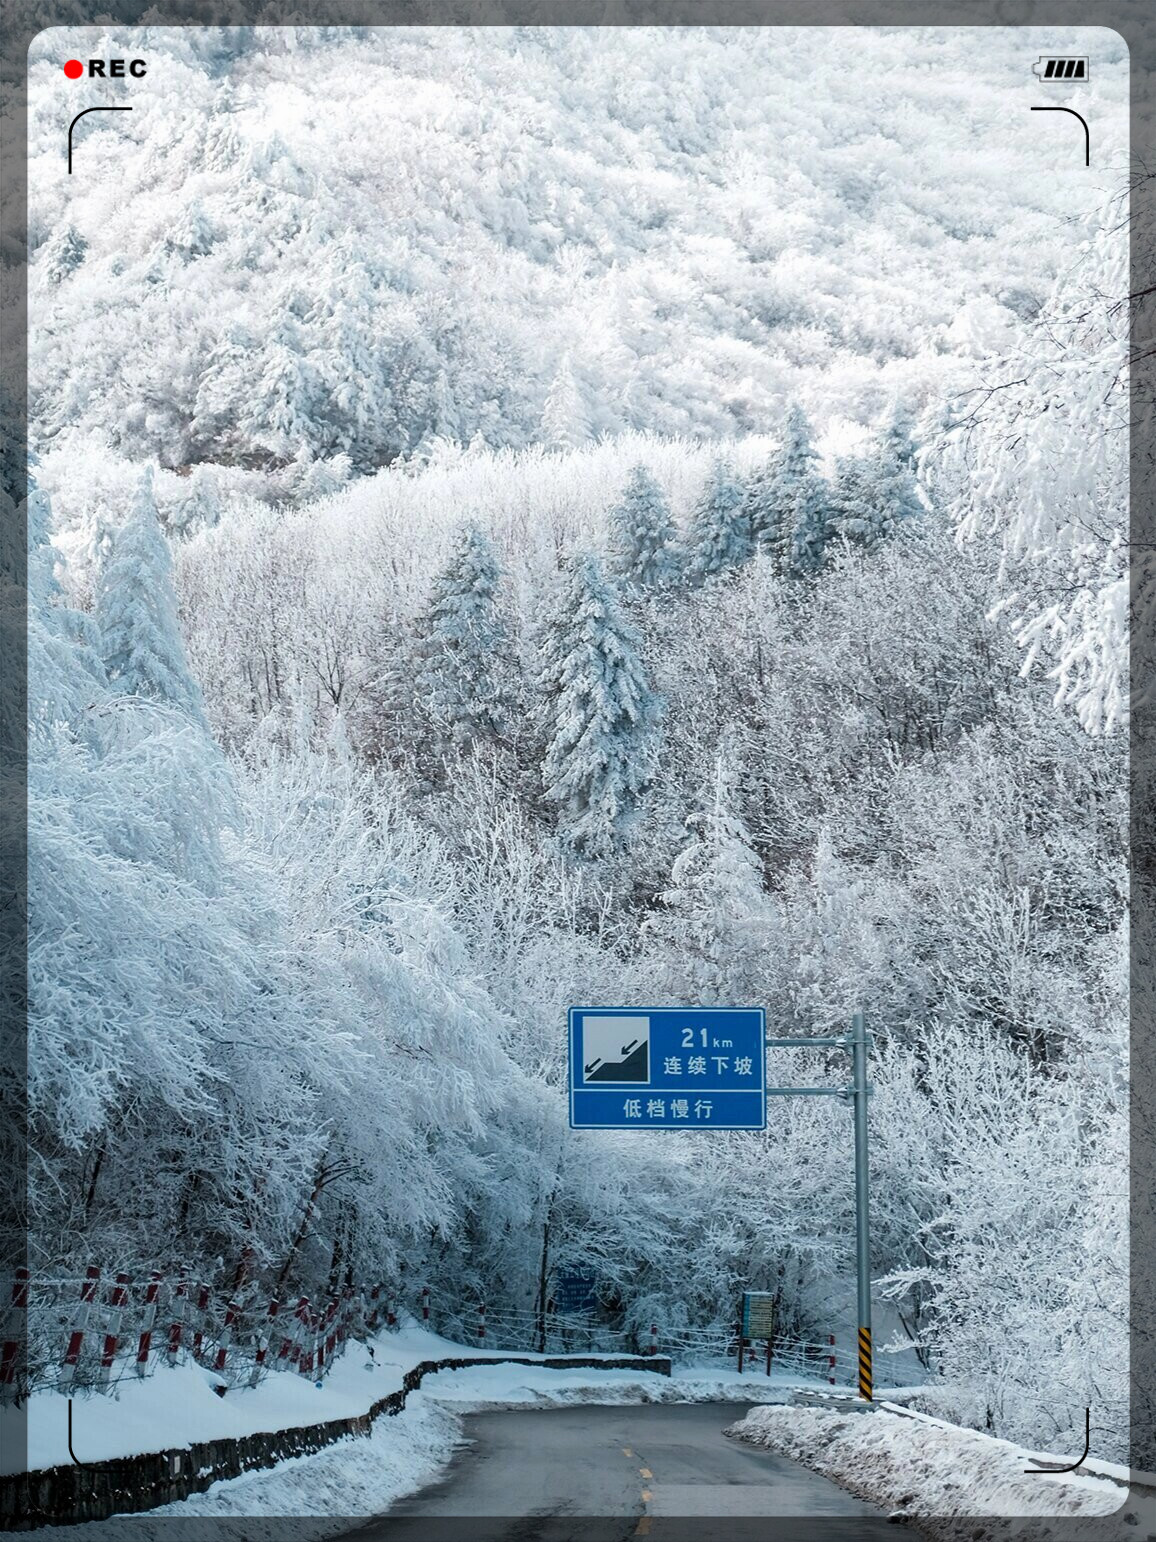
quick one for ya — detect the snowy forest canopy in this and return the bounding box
[22,25,1130,1460]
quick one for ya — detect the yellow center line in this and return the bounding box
[622,1447,633,1458]
[635,1520,651,1536]
[639,1467,652,1478]
[641,1488,652,1502]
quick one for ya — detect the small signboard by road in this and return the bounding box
[568,1008,766,1129]
[741,1291,776,1340]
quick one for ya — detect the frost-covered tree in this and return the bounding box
[168,463,220,535]
[95,468,208,727]
[537,554,660,858]
[828,454,884,549]
[412,525,515,761]
[25,476,105,748]
[747,407,833,577]
[39,224,87,286]
[776,407,834,577]
[871,412,926,530]
[684,459,752,585]
[742,454,787,561]
[831,419,924,553]
[606,464,680,594]
[540,352,593,451]
[881,400,919,474]
[647,746,776,1001]
[925,190,1129,734]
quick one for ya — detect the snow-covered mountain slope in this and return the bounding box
[29,24,1127,475]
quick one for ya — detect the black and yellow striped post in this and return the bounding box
[852,1010,873,1402]
[857,1325,873,1402]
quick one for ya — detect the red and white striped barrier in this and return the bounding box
[387,1294,397,1328]
[0,1266,29,1399]
[298,1301,316,1378]
[60,1265,101,1389]
[649,1323,659,1356]
[212,1300,238,1377]
[191,1284,210,1361]
[166,1277,187,1367]
[250,1298,279,1387]
[277,1298,305,1370]
[98,1273,131,1387]
[828,1334,836,1385]
[135,1272,163,1377]
[295,1303,312,1369]
[420,1287,430,1323]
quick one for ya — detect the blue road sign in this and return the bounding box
[568,1008,766,1130]
[553,1274,598,1313]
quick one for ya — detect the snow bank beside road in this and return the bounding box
[11,1322,673,1473]
[27,1393,463,1542]
[727,1403,1146,1539]
[17,1342,825,1537]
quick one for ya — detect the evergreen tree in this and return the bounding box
[25,475,105,747]
[742,453,787,564]
[648,747,775,1001]
[832,430,923,551]
[881,400,919,473]
[169,464,221,535]
[606,465,680,594]
[95,468,208,727]
[747,406,833,577]
[540,352,593,451]
[412,526,514,763]
[244,318,322,463]
[685,459,752,585]
[829,453,883,549]
[39,225,87,286]
[776,406,834,577]
[537,554,660,859]
[872,407,926,528]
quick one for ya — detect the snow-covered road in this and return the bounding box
[336,1402,905,1542]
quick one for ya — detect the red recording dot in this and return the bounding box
[63,60,84,79]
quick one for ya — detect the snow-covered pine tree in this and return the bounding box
[412,525,515,762]
[742,454,787,566]
[169,463,221,535]
[871,407,926,531]
[243,315,322,464]
[25,473,106,746]
[39,224,87,286]
[606,465,681,594]
[684,459,753,586]
[747,406,833,577]
[828,409,924,551]
[828,453,884,549]
[540,352,593,451]
[776,406,835,577]
[881,399,919,473]
[647,745,775,1001]
[537,553,660,859]
[95,467,208,727]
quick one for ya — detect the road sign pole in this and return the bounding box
[852,1008,872,1402]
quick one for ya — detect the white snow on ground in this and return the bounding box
[727,1402,1155,1540]
[11,1326,842,1537]
[9,1322,812,1474]
[27,1393,463,1542]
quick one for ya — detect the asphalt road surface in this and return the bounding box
[339,1402,912,1542]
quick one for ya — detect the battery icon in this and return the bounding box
[1033,57,1088,81]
